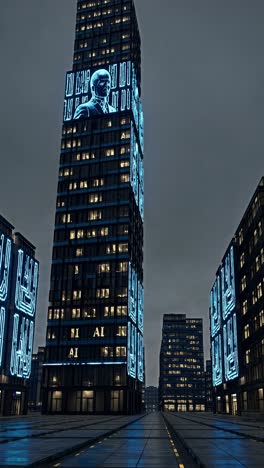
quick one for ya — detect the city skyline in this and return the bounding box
[1,0,264,387]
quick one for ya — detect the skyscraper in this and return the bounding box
[42,0,144,414]
[159,314,205,412]
[0,215,39,416]
[210,177,264,416]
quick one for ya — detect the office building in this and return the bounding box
[159,314,205,412]
[144,386,158,412]
[42,0,144,414]
[28,347,45,411]
[210,177,264,416]
[0,215,39,416]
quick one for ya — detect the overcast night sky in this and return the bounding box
[0,1,263,386]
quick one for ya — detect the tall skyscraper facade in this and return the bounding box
[159,314,205,412]
[210,177,264,416]
[42,0,144,414]
[0,215,39,416]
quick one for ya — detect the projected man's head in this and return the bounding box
[91,69,111,98]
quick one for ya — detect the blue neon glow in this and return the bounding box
[137,332,143,382]
[139,101,144,154]
[64,61,132,121]
[15,249,39,317]
[127,321,137,379]
[0,307,5,367]
[221,246,236,320]
[138,155,144,221]
[42,361,126,366]
[10,314,34,379]
[0,234,12,303]
[223,314,239,381]
[212,335,223,386]
[137,280,144,333]
[210,275,221,338]
[128,263,137,324]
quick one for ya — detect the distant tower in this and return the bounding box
[159,314,205,411]
[42,0,144,414]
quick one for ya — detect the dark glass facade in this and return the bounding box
[144,386,158,412]
[42,0,144,414]
[28,347,45,411]
[159,314,205,412]
[205,359,213,411]
[0,215,39,416]
[210,177,264,416]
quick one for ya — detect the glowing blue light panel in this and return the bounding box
[10,314,34,379]
[137,280,144,333]
[223,314,239,381]
[0,307,5,367]
[10,249,39,379]
[0,234,12,303]
[212,335,223,386]
[137,332,143,382]
[64,61,132,121]
[15,249,38,317]
[128,263,137,324]
[0,233,12,368]
[127,321,137,379]
[221,246,236,320]
[210,276,221,338]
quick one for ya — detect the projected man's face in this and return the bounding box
[91,70,111,98]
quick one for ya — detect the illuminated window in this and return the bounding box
[73,290,82,300]
[89,210,102,220]
[74,265,79,275]
[259,310,264,327]
[83,307,96,318]
[103,306,114,317]
[257,282,263,299]
[106,148,115,157]
[76,248,84,257]
[68,347,78,358]
[117,261,128,272]
[101,346,113,357]
[245,349,250,364]
[80,180,88,188]
[89,193,102,203]
[116,326,127,337]
[72,308,80,319]
[117,288,128,298]
[116,346,126,357]
[93,178,104,187]
[96,288,109,299]
[106,244,116,254]
[97,263,110,273]
[100,227,109,236]
[240,252,245,268]
[62,213,72,224]
[117,306,127,316]
[238,229,243,245]
[241,275,247,291]
[71,328,79,339]
[120,160,130,168]
[70,230,75,240]
[120,174,129,183]
[118,243,128,253]
[242,300,248,315]
[244,324,250,339]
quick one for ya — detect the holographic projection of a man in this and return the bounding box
[73,69,116,118]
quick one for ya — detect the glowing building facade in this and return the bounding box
[42,0,144,414]
[159,314,205,412]
[0,215,39,416]
[210,177,264,416]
